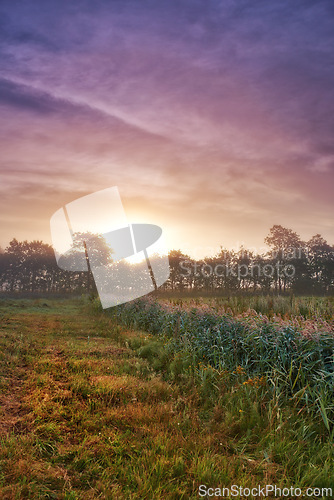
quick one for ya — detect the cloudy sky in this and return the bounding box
[0,0,333,258]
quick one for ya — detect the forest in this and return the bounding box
[0,225,333,295]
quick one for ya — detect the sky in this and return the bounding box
[0,0,333,258]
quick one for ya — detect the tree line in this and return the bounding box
[0,226,333,295]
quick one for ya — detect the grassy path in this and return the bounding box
[0,299,332,499]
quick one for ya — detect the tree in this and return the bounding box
[167,250,191,291]
[3,239,57,292]
[265,225,303,292]
[59,232,114,294]
[307,234,334,292]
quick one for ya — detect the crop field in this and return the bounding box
[0,296,333,499]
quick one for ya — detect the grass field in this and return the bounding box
[156,294,334,321]
[0,297,333,499]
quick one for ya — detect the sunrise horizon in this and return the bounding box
[1,0,333,260]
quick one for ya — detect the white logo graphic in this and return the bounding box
[50,187,170,308]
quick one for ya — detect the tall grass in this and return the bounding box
[105,296,334,430]
[162,294,334,321]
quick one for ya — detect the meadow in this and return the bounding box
[0,296,333,499]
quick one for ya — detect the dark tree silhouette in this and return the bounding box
[0,227,333,296]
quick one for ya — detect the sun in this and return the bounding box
[124,252,147,265]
